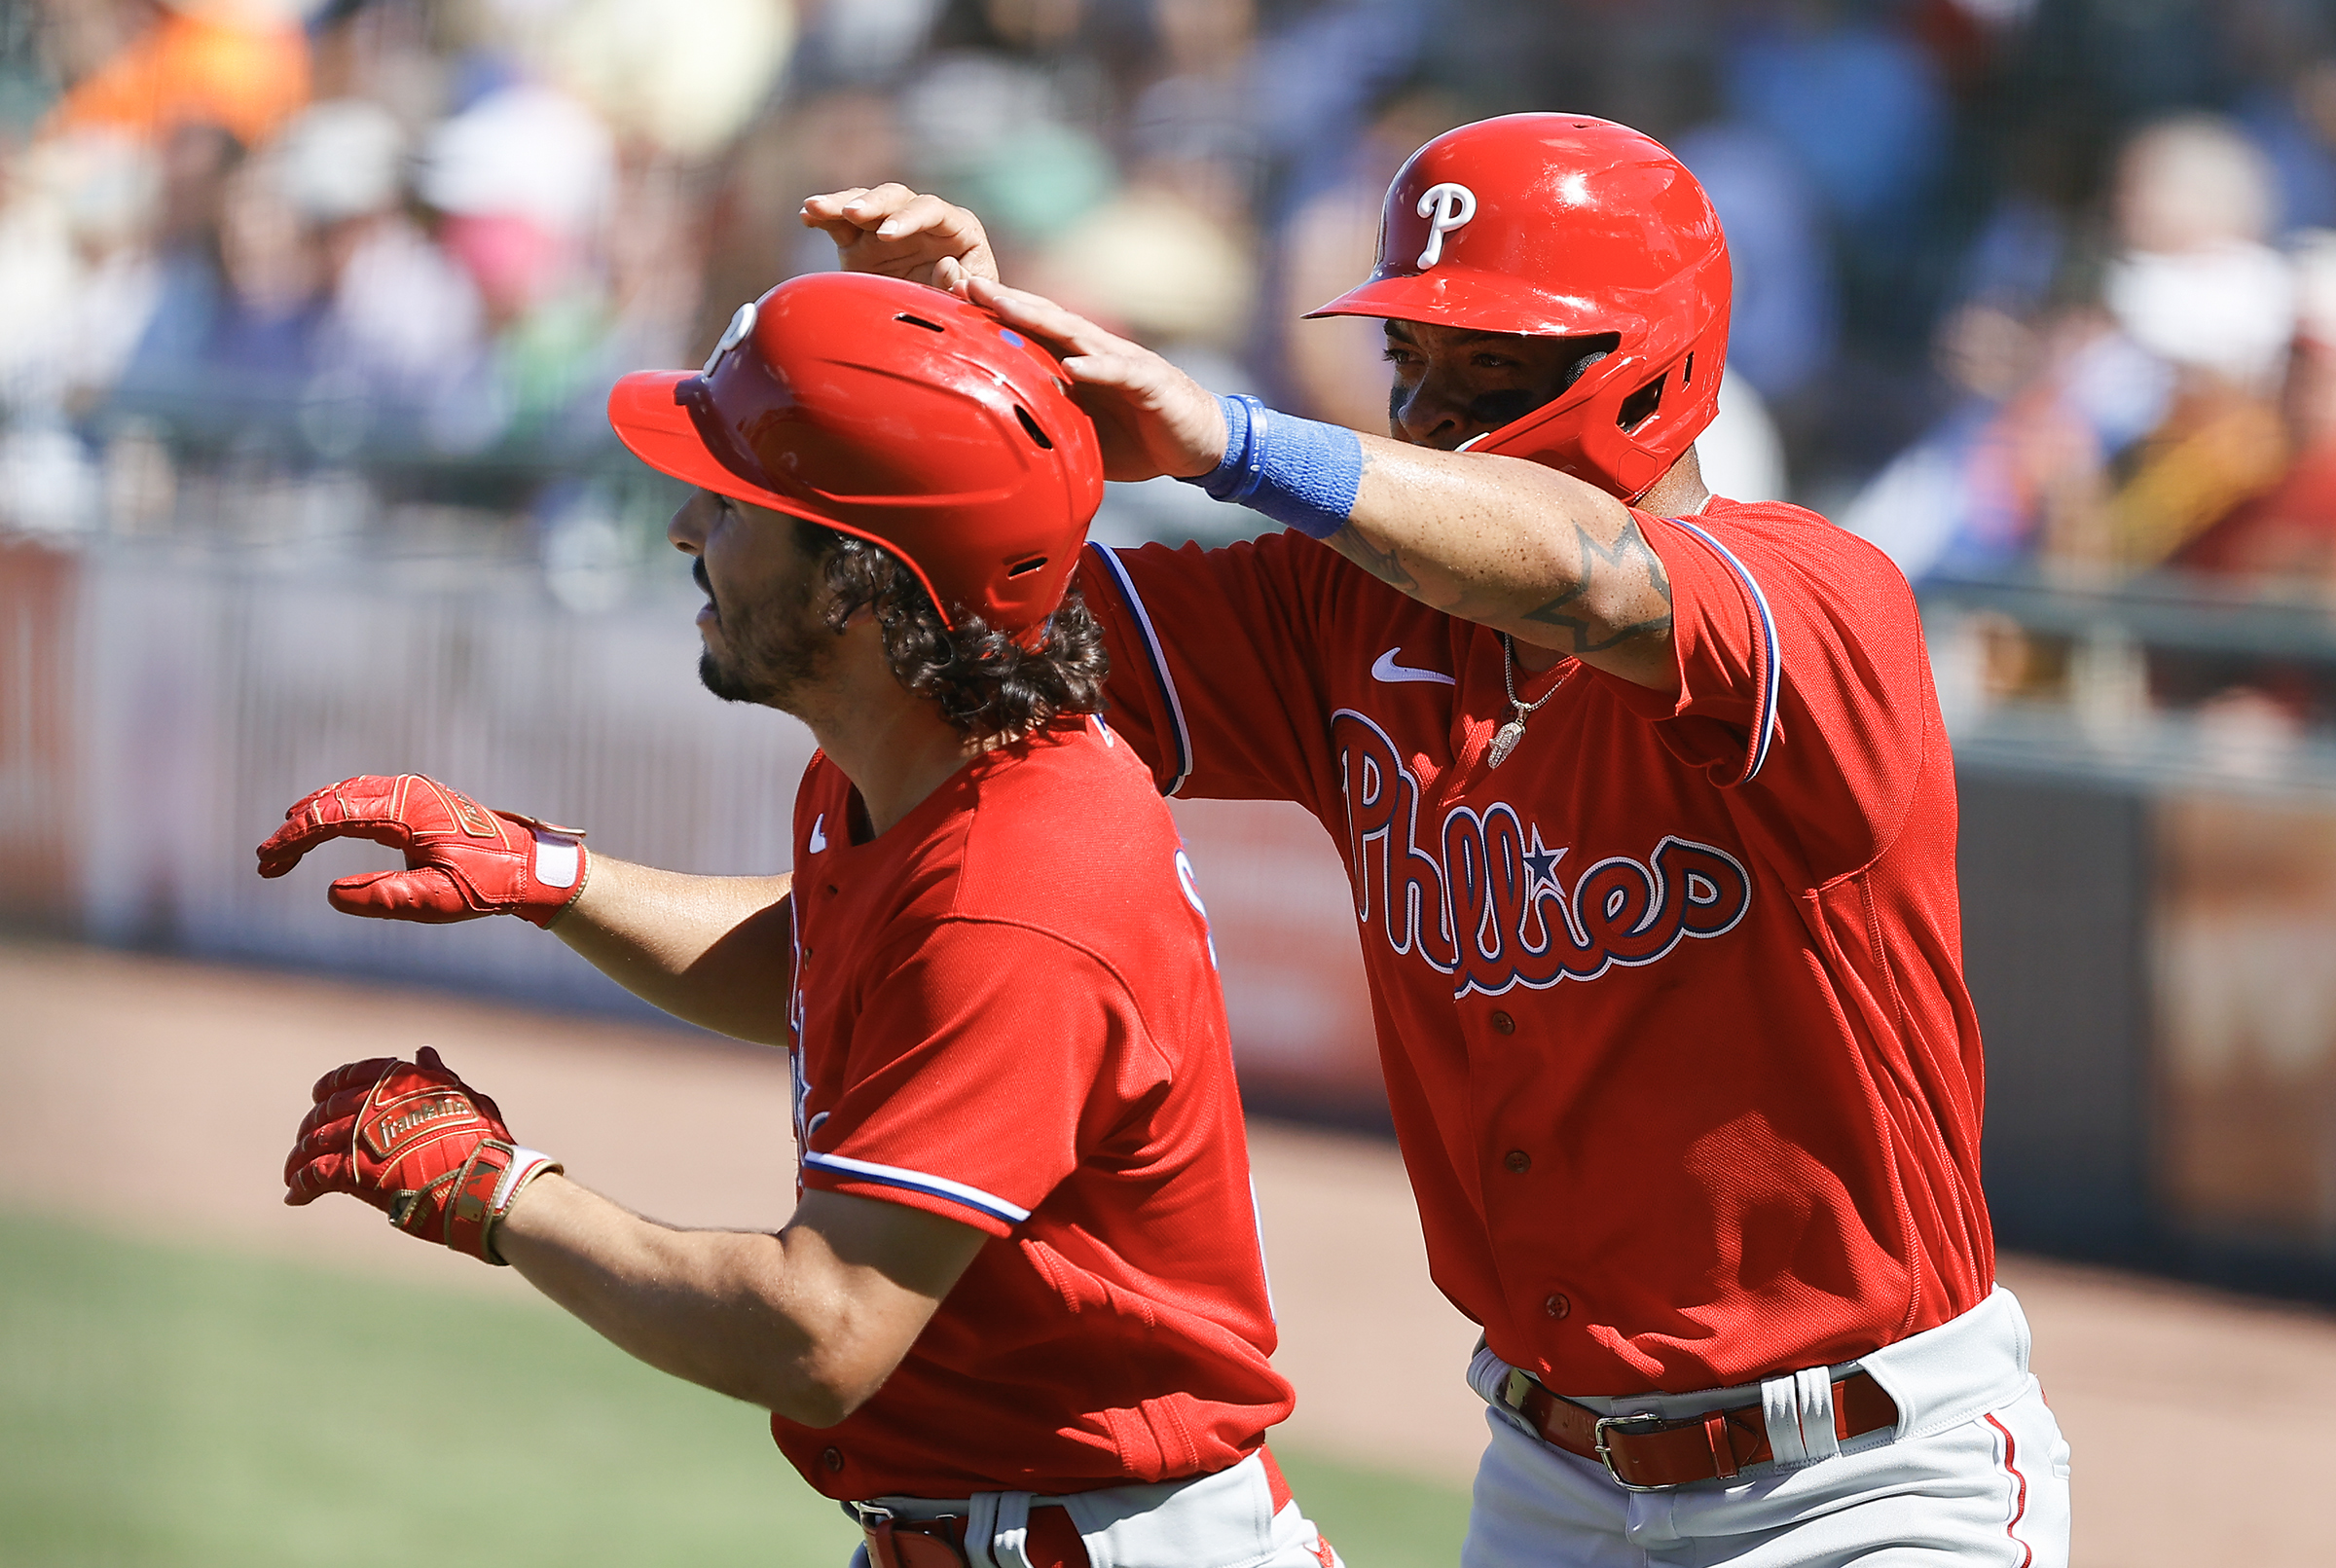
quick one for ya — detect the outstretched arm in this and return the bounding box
[497,1180,981,1426]
[285,1051,980,1427]
[548,858,796,1045]
[967,276,1680,692]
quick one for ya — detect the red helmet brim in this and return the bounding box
[605,370,816,518]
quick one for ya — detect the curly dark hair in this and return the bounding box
[796,520,1110,744]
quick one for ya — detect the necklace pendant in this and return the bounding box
[1488,717,1527,768]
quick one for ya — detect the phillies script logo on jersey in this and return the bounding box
[1333,711,1751,997]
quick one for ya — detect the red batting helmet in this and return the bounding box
[1308,114,1731,501]
[607,272,1104,637]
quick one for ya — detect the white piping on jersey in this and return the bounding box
[1661,516,1782,783]
[1370,648,1457,686]
[1084,541,1194,796]
[801,1149,1032,1225]
[806,814,827,854]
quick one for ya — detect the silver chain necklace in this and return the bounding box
[1488,634,1565,768]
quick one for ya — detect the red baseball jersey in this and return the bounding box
[1077,498,1993,1396]
[772,714,1293,1498]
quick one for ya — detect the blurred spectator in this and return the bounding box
[1952,98,2099,321]
[1673,118,1838,410]
[2178,232,2336,586]
[1023,0,1272,365]
[697,87,909,342]
[46,0,310,151]
[291,97,483,452]
[2010,0,2230,133]
[2091,114,2293,566]
[1845,112,2295,581]
[1247,0,1426,196]
[0,127,162,418]
[1274,83,1456,434]
[898,0,1114,252]
[409,74,616,452]
[542,0,794,162]
[0,123,163,531]
[792,0,945,86]
[1127,0,1262,201]
[1027,169,1254,356]
[2237,56,2336,236]
[1724,0,1951,257]
[17,0,2336,577]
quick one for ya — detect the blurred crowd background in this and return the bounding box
[15,0,2336,589]
[9,0,2336,1292]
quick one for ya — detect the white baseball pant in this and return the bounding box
[1461,1286,2071,1567]
[845,1448,1341,1568]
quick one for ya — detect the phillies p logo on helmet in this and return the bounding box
[1414,181,1478,269]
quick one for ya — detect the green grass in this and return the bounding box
[0,1212,1469,1566]
[1272,1448,1474,1565]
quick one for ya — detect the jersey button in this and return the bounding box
[821,1445,845,1474]
[1489,1010,1516,1035]
[1544,1293,1571,1320]
[1504,1149,1531,1174]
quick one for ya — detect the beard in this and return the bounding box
[695,570,832,712]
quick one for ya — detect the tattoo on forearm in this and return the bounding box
[1520,518,1674,652]
[1329,522,1420,594]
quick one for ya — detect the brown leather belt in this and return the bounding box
[856,1504,1088,1568]
[853,1447,1298,1568]
[1494,1367,1900,1491]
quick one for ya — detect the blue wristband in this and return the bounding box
[1178,393,1362,540]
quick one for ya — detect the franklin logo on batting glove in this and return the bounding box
[283,1046,560,1265]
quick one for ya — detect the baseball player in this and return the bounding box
[802,115,2074,1567]
[256,272,1340,1568]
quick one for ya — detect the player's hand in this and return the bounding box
[957,276,1231,484]
[283,1046,560,1264]
[800,184,1000,290]
[254,774,587,929]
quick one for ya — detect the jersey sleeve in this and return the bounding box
[800,919,1157,1236]
[1588,506,1939,880]
[1074,534,1342,811]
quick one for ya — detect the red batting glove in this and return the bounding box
[255,774,588,928]
[283,1046,561,1265]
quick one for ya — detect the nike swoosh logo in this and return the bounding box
[807,814,827,854]
[1371,648,1456,686]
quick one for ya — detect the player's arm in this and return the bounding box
[496,1179,981,1425]
[801,186,1675,691]
[546,857,795,1045]
[254,774,797,1044]
[285,1051,978,1425]
[970,278,1679,692]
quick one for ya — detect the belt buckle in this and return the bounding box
[1590,1410,1673,1493]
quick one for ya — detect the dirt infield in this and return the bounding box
[7,938,2335,1565]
